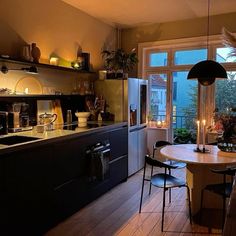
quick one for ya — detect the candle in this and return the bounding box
[196,120,200,149]
[202,119,206,150]
[24,88,29,94]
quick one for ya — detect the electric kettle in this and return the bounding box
[38,112,57,131]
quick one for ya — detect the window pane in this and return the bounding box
[149,52,168,67]
[172,71,197,131]
[149,73,167,122]
[215,71,236,112]
[216,47,236,63]
[174,49,207,65]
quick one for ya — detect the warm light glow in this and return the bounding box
[202,119,206,149]
[24,88,29,94]
[202,120,206,126]
[196,120,200,149]
[50,57,59,66]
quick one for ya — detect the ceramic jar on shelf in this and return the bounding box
[31,43,41,63]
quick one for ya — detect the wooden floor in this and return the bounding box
[45,168,222,236]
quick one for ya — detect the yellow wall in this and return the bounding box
[0,0,116,94]
[1,0,236,92]
[121,12,236,77]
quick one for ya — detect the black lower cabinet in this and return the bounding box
[0,145,56,236]
[110,155,128,188]
[0,125,128,236]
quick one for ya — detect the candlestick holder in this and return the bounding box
[194,147,210,153]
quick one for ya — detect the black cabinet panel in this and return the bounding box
[0,125,128,235]
[110,155,128,187]
[1,145,55,236]
[109,127,128,160]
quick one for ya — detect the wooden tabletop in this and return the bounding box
[160,144,236,165]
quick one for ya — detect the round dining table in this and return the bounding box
[160,144,236,215]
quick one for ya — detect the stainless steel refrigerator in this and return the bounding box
[95,78,148,176]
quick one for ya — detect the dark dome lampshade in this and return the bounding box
[187,60,227,86]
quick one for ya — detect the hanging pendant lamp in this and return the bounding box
[187,0,227,86]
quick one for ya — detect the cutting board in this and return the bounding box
[52,100,64,125]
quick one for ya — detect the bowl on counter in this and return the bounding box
[75,112,90,127]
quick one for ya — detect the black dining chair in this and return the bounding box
[200,166,236,228]
[139,155,192,232]
[152,140,186,202]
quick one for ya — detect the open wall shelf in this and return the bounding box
[0,56,94,74]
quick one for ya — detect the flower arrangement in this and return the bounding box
[215,114,236,140]
[213,108,236,152]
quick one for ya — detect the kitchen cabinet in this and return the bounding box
[0,124,128,235]
[0,145,56,236]
[52,131,110,220]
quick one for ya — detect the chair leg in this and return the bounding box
[149,165,154,195]
[169,169,171,203]
[139,166,146,213]
[200,189,204,224]
[222,196,226,229]
[186,186,192,224]
[161,187,166,232]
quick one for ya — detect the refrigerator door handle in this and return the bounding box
[129,125,147,133]
[137,125,147,130]
[129,127,140,133]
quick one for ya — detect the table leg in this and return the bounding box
[186,164,227,215]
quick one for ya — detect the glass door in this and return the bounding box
[148,72,168,127]
[172,71,198,144]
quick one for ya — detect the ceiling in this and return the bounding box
[62,0,236,28]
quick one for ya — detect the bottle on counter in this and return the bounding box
[66,110,72,124]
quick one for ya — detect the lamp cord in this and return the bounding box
[207,0,210,53]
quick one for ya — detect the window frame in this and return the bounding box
[138,34,236,141]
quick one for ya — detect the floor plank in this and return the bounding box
[45,168,222,236]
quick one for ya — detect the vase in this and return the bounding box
[31,43,41,63]
[22,45,31,61]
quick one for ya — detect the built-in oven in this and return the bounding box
[86,141,111,182]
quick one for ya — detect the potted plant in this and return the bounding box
[101,48,138,79]
[174,128,192,144]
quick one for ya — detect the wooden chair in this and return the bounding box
[139,155,192,232]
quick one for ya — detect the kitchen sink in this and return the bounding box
[0,135,41,146]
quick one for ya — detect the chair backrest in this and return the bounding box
[152,140,172,159]
[145,155,177,170]
[211,167,236,176]
[211,167,236,185]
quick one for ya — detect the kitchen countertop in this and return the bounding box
[0,121,128,154]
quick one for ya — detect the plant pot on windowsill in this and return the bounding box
[101,48,138,80]
[106,71,124,79]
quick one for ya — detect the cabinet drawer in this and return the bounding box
[109,127,128,160]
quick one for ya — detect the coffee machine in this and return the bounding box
[8,103,32,132]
